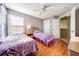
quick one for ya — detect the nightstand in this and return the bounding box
[27,32,33,38]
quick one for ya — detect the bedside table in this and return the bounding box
[27,32,33,38]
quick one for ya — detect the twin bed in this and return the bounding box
[0,32,55,56]
[33,32,55,46]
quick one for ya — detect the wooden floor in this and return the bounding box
[32,39,69,56]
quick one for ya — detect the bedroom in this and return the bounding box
[0,3,79,56]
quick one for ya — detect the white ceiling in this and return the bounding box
[5,3,75,19]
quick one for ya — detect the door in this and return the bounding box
[43,20,51,34]
[60,16,70,43]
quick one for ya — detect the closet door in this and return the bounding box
[43,20,51,34]
[52,19,60,38]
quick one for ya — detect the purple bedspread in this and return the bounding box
[0,34,38,56]
[33,32,55,46]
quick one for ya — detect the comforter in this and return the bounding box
[0,34,38,56]
[33,32,55,46]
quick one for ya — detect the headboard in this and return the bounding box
[26,25,40,34]
[31,26,39,32]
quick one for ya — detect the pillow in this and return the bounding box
[11,32,24,35]
[34,30,40,33]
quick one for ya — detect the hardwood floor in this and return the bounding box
[32,39,69,56]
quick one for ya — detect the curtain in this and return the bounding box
[0,4,7,40]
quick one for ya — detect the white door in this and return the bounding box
[52,19,60,38]
[43,20,51,34]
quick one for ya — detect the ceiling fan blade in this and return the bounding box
[39,9,46,16]
[46,4,67,10]
[33,7,42,12]
[46,6,55,10]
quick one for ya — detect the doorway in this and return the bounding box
[60,16,70,43]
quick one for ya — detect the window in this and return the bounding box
[8,13,24,34]
[10,14,24,26]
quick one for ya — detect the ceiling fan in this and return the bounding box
[33,4,55,15]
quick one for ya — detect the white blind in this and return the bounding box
[9,14,24,26]
[8,13,24,34]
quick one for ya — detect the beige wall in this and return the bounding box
[7,9,43,34]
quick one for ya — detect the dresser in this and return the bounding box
[68,37,79,56]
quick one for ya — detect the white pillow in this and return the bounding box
[34,30,40,33]
[11,32,24,35]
